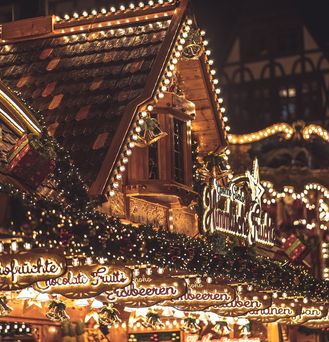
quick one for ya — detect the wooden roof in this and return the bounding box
[0,0,227,196]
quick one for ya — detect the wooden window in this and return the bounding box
[148,141,159,180]
[173,118,185,183]
[127,110,193,190]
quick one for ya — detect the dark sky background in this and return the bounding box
[190,0,329,64]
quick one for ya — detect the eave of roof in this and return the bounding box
[89,0,189,196]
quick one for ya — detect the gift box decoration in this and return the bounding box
[7,134,56,188]
[282,234,306,261]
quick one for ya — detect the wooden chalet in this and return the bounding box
[1,1,329,342]
[0,0,226,236]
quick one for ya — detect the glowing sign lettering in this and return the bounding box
[34,264,131,299]
[164,279,235,311]
[209,291,272,317]
[105,271,187,307]
[202,161,275,246]
[0,249,66,290]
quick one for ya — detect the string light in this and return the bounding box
[55,0,179,23]
[228,123,294,144]
[228,122,329,144]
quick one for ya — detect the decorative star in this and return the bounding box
[246,159,264,204]
[85,310,99,323]
[23,298,43,313]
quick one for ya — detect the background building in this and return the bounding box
[219,0,329,281]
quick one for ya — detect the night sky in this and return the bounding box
[191,0,329,64]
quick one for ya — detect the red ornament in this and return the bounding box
[282,234,306,261]
[7,134,55,188]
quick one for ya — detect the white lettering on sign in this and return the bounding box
[34,265,132,299]
[0,258,62,283]
[0,249,66,291]
[202,175,275,246]
[107,282,178,301]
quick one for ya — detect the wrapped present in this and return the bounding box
[282,234,306,261]
[7,133,56,188]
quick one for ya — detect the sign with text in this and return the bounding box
[105,271,187,307]
[280,305,328,325]
[304,312,329,328]
[0,249,66,290]
[34,264,132,299]
[209,291,272,317]
[164,279,235,311]
[202,160,275,246]
[245,299,301,323]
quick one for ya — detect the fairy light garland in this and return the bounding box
[228,122,329,145]
[2,181,329,301]
[57,0,178,23]
[196,27,233,176]
[106,18,234,195]
[303,124,329,142]
[262,181,329,230]
[228,123,294,145]
[2,0,329,306]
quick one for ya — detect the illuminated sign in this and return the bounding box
[0,249,66,290]
[202,160,275,246]
[105,270,187,307]
[34,264,132,299]
[209,290,272,317]
[164,279,235,311]
[304,312,329,328]
[246,299,301,322]
[280,305,328,325]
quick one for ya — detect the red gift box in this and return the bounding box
[7,134,55,189]
[282,234,306,261]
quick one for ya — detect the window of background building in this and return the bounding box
[301,79,322,120]
[224,75,323,133]
[276,28,302,55]
[279,85,297,121]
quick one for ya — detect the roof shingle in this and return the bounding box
[0,17,172,186]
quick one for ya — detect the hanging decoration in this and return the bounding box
[282,234,307,261]
[6,133,56,189]
[238,319,251,337]
[135,116,167,147]
[182,29,203,59]
[0,295,12,316]
[98,304,121,327]
[141,309,165,329]
[201,151,230,181]
[212,320,231,336]
[45,299,70,322]
[180,315,201,334]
